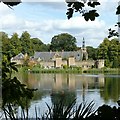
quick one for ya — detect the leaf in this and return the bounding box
[11,65,18,72]
[66,8,74,19]
[2,0,21,6]
[88,2,100,8]
[73,2,84,11]
[67,2,73,7]
[117,100,120,106]
[83,10,99,21]
[116,5,120,14]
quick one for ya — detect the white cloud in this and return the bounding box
[0,2,12,15]
[1,1,118,48]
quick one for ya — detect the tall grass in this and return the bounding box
[1,99,120,120]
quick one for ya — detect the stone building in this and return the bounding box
[11,53,24,65]
[11,38,104,69]
[33,39,104,69]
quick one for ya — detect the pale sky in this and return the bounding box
[0,0,119,48]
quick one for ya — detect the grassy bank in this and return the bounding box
[30,68,82,74]
[18,66,82,74]
[83,68,120,74]
[17,66,120,74]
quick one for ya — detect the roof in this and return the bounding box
[12,53,24,60]
[34,50,82,61]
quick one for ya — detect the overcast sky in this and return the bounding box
[0,0,119,48]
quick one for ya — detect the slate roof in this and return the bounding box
[34,51,82,61]
[12,53,24,60]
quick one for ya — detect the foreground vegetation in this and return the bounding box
[1,96,120,120]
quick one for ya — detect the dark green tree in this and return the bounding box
[1,32,11,53]
[97,38,120,68]
[86,46,97,60]
[31,38,44,51]
[97,38,110,67]
[50,33,77,51]
[10,33,22,56]
[20,31,33,55]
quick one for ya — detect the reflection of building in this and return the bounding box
[20,73,105,91]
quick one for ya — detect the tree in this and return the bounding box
[97,38,120,68]
[50,33,77,51]
[108,39,120,68]
[20,31,33,55]
[97,38,110,59]
[10,33,22,56]
[97,38,110,67]
[86,46,97,60]
[31,38,44,51]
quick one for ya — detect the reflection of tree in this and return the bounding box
[32,90,47,101]
[100,77,120,102]
[50,90,76,107]
[21,72,48,102]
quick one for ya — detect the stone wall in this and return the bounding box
[76,60,95,69]
[96,59,104,69]
[40,61,54,68]
[38,58,104,69]
[55,57,62,68]
[68,57,75,67]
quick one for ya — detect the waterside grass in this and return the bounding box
[18,66,120,74]
[83,68,120,74]
[19,66,82,74]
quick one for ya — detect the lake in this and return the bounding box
[16,73,120,118]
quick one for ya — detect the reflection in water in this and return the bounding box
[100,77,120,102]
[51,90,76,107]
[16,73,120,111]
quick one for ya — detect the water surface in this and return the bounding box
[16,73,120,117]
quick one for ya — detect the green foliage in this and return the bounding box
[83,10,99,21]
[50,33,77,51]
[2,52,36,119]
[66,1,100,20]
[86,46,97,60]
[42,98,96,120]
[97,38,120,68]
[1,31,49,57]
[116,5,120,15]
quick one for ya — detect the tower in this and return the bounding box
[81,37,88,61]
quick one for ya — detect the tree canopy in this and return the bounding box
[50,33,77,51]
[97,38,120,68]
[0,31,49,56]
